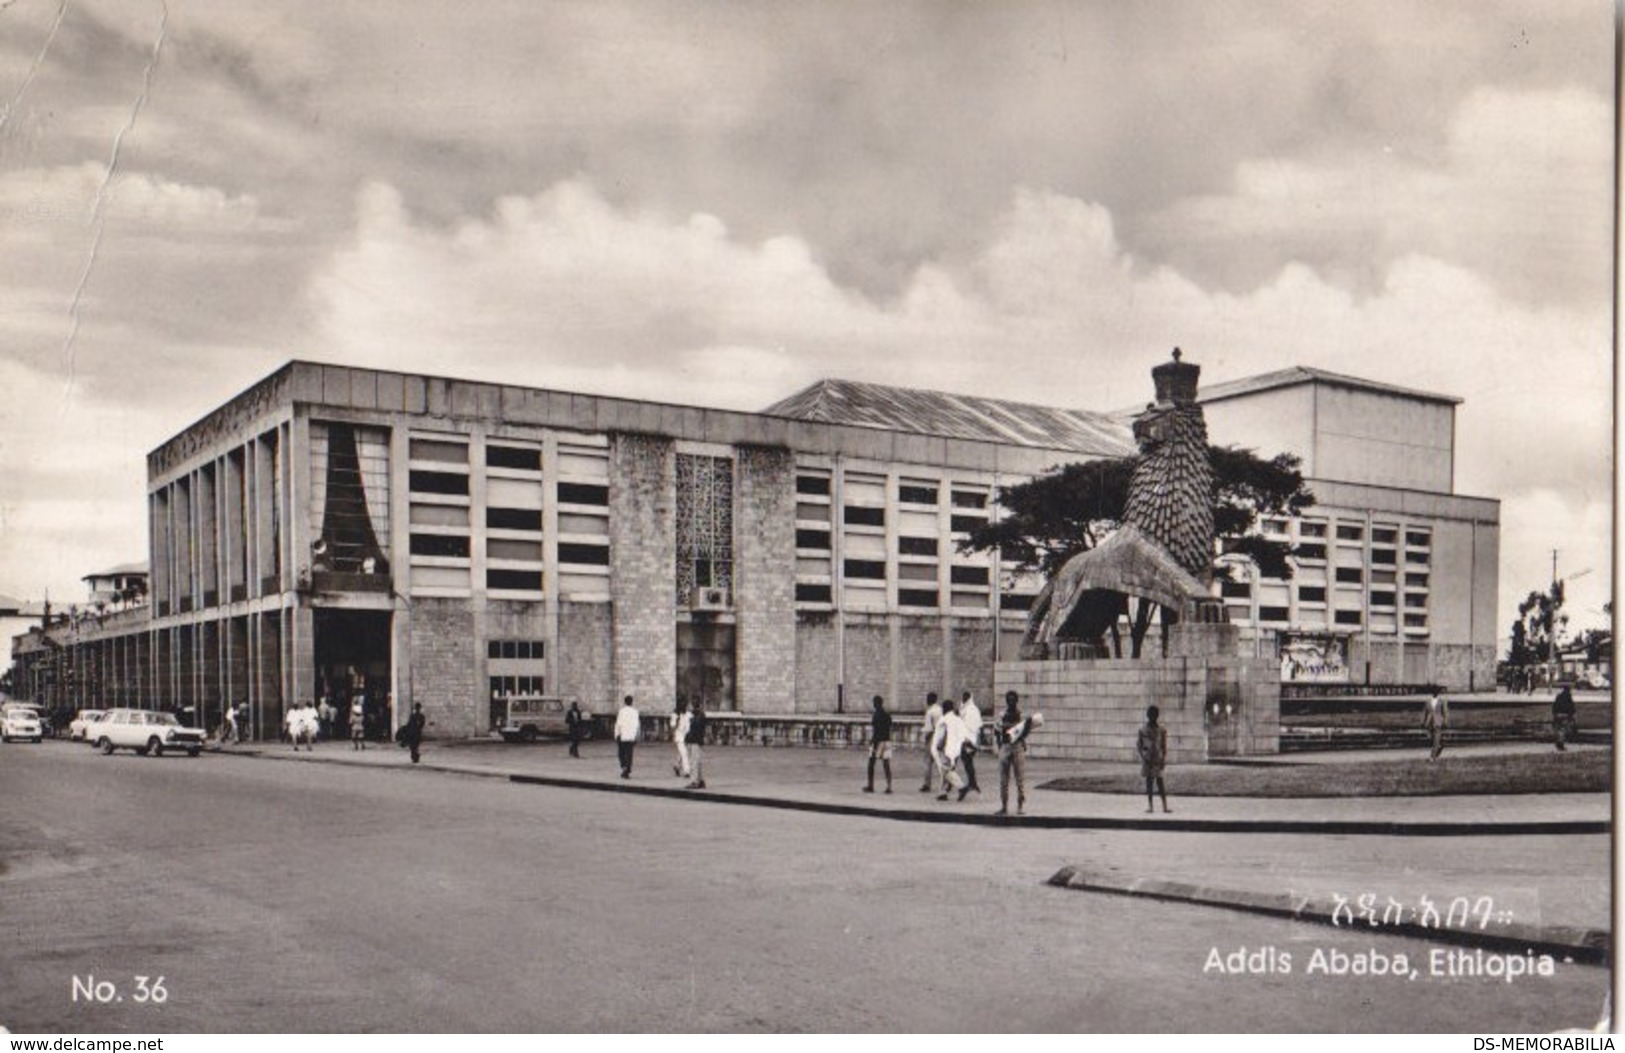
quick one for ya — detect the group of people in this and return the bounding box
[1420,683,1581,763]
[607,694,709,789]
[866,689,1046,816]
[280,697,427,762]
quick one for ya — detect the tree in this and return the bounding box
[960,444,1315,590]
[1508,581,1567,668]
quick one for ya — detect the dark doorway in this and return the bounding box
[313,609,392,740]
[677,620,735,711]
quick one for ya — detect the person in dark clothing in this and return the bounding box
[1552,687,1578,751]
[864,695,894,794]
[565,700,585,758]
[684,698,708,789]
[1137,704,1170,814]
[402,703,427,764]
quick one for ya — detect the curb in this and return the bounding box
[216,748,1612,837]
[1047,866,1611,965]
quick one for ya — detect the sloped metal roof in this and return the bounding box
[764,379,1134,457]
[1196,366,1461,406]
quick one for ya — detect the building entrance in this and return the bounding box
[313,609,392,740]
[677,620,735,711]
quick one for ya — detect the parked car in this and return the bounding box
[68,709,107,742]
[495,695,582,743]
[1,704,44,743]
[93,708,206,757]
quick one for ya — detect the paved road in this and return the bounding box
[0,742,1609,1033]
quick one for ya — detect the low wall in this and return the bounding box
[994,655,1280,763]
[584,712,942,750]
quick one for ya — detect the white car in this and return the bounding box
[1,705,44,743]
[69,709,107,742]
[93,708,206,757]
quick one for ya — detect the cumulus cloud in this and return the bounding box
[305,172,1610,636]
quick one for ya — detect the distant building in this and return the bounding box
[8,357,1498,734]
[82,562,150,611]
[1196,367,1499,690]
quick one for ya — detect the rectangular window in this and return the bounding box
[487,538,543,561]
[487,569,543,591]
[1406,550,1431,565]
[1371,569,1396,585]
[1371,548,1396,566]
[411,504,470,528]
[1221,580,1251,598]
[1295,543,1327,561]
[1336,524,1364,541]
[1405,593,1427,608]
[1298,586,1326,603]
[558,512,607,535]
[897,563,937,583]
[844,506,885,528]
[558,482,609,506]
[950,566,989,586]
[558,542,609,566]
[951,490,988,509]
[843,559,886,580]
[487,507,543,532]
[1258,606,1290,622]
[1405,573,1430,588]
[898,588,939,608]
[898,536,938,557]
[949,515,985,534]
[409,470,469,496]
[410,438,467,464]
[796,529,831,551]
[1405,531,1431,548]
[1372,528,1398,545]
[1335,609,1362,626]
[488,640,502,659]
[486,445,541,472]
[898,483,939,506]
[795,474,831,496]
[1299,521,1327,538]
[410,534,470,558]
[795,583,832,604]
[795,502,830,522]
[1404,613,1428,628]
[1371,590,1397,607]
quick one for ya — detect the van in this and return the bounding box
[495,695,584,743]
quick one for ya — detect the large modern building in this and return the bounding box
[9,357,1498,739]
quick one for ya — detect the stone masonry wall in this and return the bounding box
[609,433,676,707]
[735,445,796,713]
[409,597,482,739]
[557,600,614,714]
[995,655,1279,763]
[795,612,839,713]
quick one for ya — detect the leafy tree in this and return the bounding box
[1508,581,1567,667]
[960,444,1315,590]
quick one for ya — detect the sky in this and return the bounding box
[0,0,1614,645]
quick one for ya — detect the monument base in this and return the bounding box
[995,634,1279,763]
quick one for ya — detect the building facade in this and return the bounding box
[9,359,1499,737]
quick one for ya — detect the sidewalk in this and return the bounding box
[218,735,1611,833]
[216,736,1613,959]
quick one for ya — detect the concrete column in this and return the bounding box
[734,445,796,713]
[608,432,675,706]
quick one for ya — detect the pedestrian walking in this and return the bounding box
[1137,705,1170,813]
[1421,689,1448,761]
[685,698,708,789]
[918,692,944,792]
[1552,686,1577,752]
[317,695,335,741]
[223,701,240,745]
[995,690,1041,816]
[613,695,641,778]
[565,700,585,758]
[933,697,971,801]
[350,697,367,751]
[958,690,983,795]
[864,695,893,793]
[402,702,427,764]
[671,697,693,779]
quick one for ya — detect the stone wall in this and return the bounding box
[557,600,614,714]
[794,612,839,713]
[995,654,1279,763]
[409,597,482,738]
[609,433,676,706]
[735,445,797,712]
